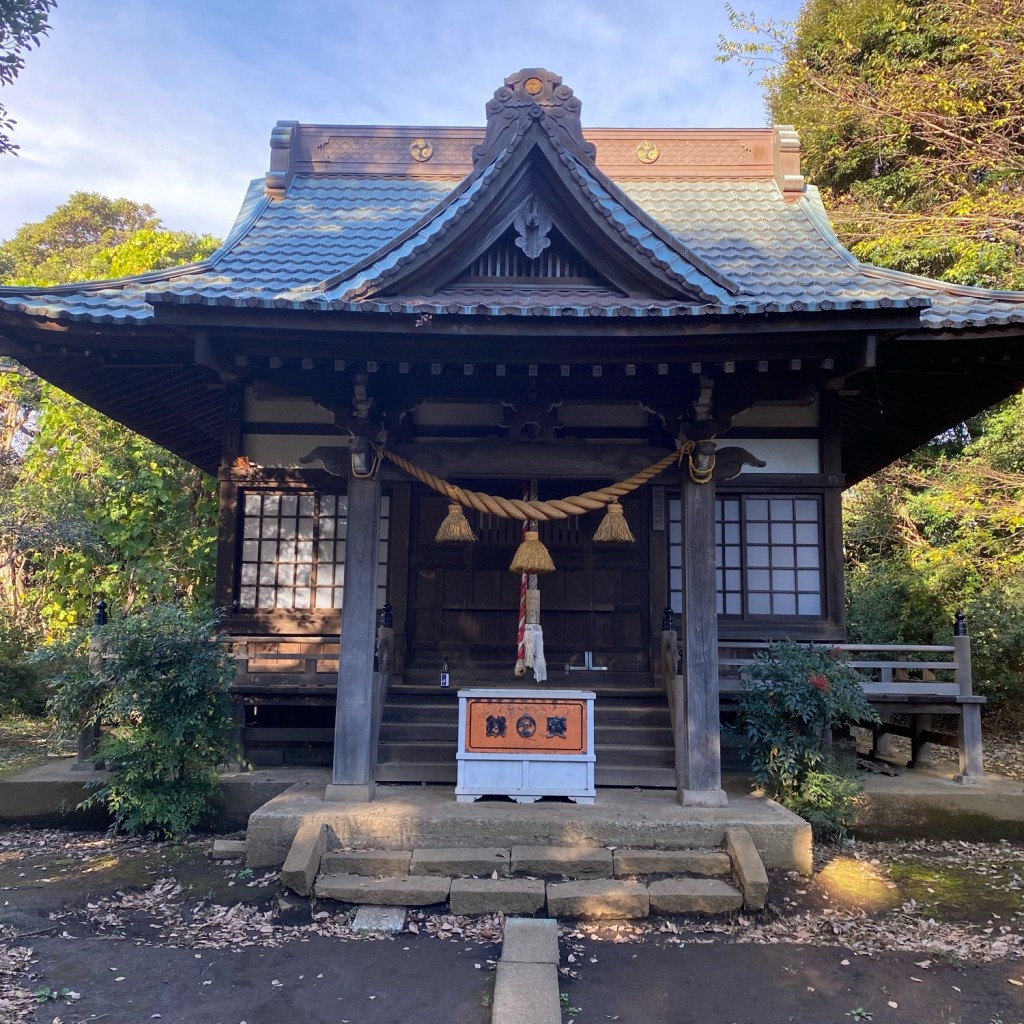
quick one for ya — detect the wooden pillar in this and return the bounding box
[671,444,727,807]
[326,439,382,802]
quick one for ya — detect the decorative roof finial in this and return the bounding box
[473,69,597,170]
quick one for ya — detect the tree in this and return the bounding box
[719,0,1024,289]
[0,0,57,156]
[0,195,220,635]
[721,1,1024,723]
[0,191,219,285]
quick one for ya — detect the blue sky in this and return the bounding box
[1,0,802,243]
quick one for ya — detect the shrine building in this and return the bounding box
[3,69,1023,807]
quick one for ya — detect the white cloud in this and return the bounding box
[0,0,800,241]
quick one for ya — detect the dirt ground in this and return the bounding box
[3,827,1024,1024]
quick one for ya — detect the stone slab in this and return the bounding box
[239,779,814,871]
[511,846,612,878]
[410,847,510,877]
[313,873,451,907]
[493,962,561,1024]
[501,916,559,964]
[612,849,730,877]
[726,827,770,910]
[320,849,412,876]
[546,880,649,919]
[449,878,545,916]
[352,905,406,934]
[280,820,327,896]
[211,839,247,860]
[648,878,743,915]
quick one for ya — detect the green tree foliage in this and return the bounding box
[845,411,1024,723]
[0,192,219,285]
[42,606,238,838]
[0,194,219,636]
[719,0,1024,289]
[722,0,1024,726]
[0,0,56,156]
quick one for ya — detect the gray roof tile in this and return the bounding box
[2,152,1023,329]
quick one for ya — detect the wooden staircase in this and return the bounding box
[375,684,676,787]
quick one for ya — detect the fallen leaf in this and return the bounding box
[1009,979,1023,986]
[915,960,932,969]
[952,986,961,993]
[887,1001,898,1009]
[911,977,922,983]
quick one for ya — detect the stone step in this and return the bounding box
[409,847,511,877]
[449,878,546,916]
[612,848,731,878]
[320,849,412,877]
[648,878,744,915]
[313,872,451,907]
[547,879,650,919]
[510,845,613,878]
[304,841,769,917]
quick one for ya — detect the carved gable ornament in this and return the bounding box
[513,198,553,259]
[473,68,597,170]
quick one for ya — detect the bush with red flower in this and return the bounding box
[733,641,879,841]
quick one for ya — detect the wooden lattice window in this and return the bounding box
[668,494,823,619]
[237,492,389,612]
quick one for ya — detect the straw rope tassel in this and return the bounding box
[435,502,477,543]
[593,500,635,543]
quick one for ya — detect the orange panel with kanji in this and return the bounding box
[465,697,587,754]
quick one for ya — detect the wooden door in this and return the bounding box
[407,483,650,684]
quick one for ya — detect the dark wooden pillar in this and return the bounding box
[671,443,727,807]
[326,439,381,802]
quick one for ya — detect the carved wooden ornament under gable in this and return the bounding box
[513,198,553,259]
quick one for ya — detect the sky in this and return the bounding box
[0,0,803,243]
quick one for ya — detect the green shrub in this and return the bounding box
[41,605,239,838]
[733,642,878,842]
[0,616,45,716]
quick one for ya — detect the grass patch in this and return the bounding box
[884,856,1024,923]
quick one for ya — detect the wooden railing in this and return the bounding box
[717,641,967,699]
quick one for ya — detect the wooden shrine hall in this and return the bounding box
[3,69,1024,806]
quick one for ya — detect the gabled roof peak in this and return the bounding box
[474,68,596,170]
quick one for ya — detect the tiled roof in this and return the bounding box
[2,141,1023,330]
